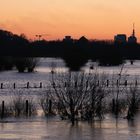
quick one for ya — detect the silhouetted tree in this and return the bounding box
[126,85,140,120]
[14,57,39,73]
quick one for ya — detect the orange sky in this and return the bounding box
[0,0,140,41]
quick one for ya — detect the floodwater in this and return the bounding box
[0,116,140,140]
[0,58,140,140]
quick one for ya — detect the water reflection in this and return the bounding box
[0,116,139,140]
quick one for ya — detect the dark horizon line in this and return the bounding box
[1,28,140,43]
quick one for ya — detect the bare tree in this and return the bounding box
[39,90,55,116]
[84,73,108,121]
[110,64,128,117]
[14,57,40,73]
[50,70,108,125]
[26,57,40,72]
[126,84,140,120]
[51,71,92,125]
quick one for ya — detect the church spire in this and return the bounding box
[132,23,135,37]
[128,23,137,44]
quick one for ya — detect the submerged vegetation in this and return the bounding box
[14,57,39,73]
[0,70,140,125]
[0,56,39,73]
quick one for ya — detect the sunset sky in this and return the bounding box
[0,0,140,41]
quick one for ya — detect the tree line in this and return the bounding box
[0,29,140,70]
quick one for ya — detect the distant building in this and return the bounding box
[63,36,73,43]
[128,24,137,44]
[114,34,127,44]
[78,36,89,43]
[77,36,89,46]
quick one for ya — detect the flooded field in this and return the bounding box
[0,115,140,140]
[0,58,140,140]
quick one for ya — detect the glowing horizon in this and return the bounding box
[0,0,140,41]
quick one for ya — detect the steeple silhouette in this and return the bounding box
[132,23,135,37]
[128,23,137,44]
